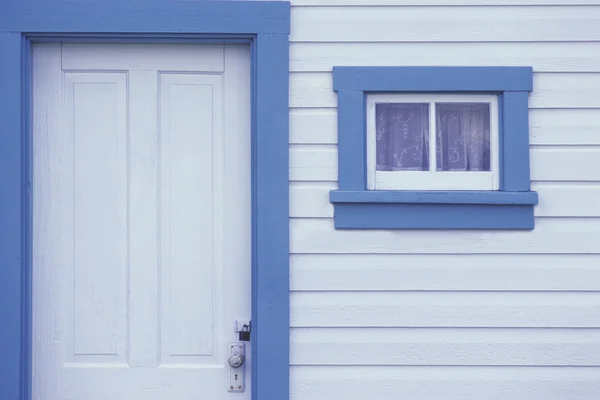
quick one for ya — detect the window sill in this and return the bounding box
[330,190,538,230]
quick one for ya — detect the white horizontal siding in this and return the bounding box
[290,43,600,72]
[290,6,600,42]
[291,255,600,291]
[291,219,600,254]
[291,292,600,327]
[288,2,600,399]
[291,366,600,400]
[291,328,600,365]
[290,72,600,109]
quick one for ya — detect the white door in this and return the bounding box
[32,43,251,399]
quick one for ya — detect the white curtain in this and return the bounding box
[375,102,490,172]
[375,103,429,171]
[436,103,491,171]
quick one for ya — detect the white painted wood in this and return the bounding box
[532,73,600,109]
[532,183,600,216]
[290,254,600,291]
[33,43,251,399]
[291,328,600,365]
[64,71,129,362]
[530,109,600,145]
[289,145,338,182]
[291,366,600,400]
[32,43,63,400]
[290,109,338,144]
[290,182,600,217]
[289,72,600,109]
[290,6,600,42]
[289,144,600,182]
[221,46,253,357]
[62,43,224,71]
[365,93,499,191]
[291,291,600,327]
[290,108,600,146]
[290,218,600,254]
[290,42,600,72]
[159,72,222,363]
[289,182,336,218]
[289,73,335,109]
[128,70,159,367]
[374,171,496,190]
[531,147,600,181]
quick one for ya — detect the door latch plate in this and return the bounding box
[227,342,246,393]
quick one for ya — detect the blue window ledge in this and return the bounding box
[332,66,537,230]
[330,190,538,229]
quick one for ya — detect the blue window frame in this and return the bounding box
[331,66,538,230]
[0,2,290,399]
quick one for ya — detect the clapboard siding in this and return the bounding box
[291,219,600,254]
[290,145,600,182]
[291,366,600,400]
[290,182,600,217]
[290,108,600,145]
[290,43,600,72]
[290,255,600,291]
[291,328,600,365]
[291,292,600,327]
[291,6,600,42]
[290,72,600,109]
[287,1,600,398]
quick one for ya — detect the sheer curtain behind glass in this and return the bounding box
[436,103,491,171]
[375,103,429,171]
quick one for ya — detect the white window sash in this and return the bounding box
[366,93,500,191]
[374,171,495,191]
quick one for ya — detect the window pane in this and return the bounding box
[436,103,491,172]
[375,103,429,171]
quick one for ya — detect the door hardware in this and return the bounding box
[227,342,246,393]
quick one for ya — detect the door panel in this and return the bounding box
[32,43,251,399]
[61,43,225,71]
[159,73,223,365]
[64,72,129,365]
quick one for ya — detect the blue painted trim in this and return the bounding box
[0,2,290,400]
[332,66,535,229]
[252,32,290,400]
[330,190,538,205]
[502,91,532,191]
[20,36,33,400]
[333,66,533,92]
[337,90,366,190]
[1,0,290,34]
[334,203,535,230]
[0,32,24,400]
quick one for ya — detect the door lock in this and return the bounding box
[227,342,246,393]
[234,320,251,342]
[228,353,245,368]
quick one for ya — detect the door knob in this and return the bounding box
[228,354,245,368]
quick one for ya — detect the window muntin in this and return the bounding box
[367,94,499,191]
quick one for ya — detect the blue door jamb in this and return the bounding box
[0,2,291,399]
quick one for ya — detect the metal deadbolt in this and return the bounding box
[228,354,245,368]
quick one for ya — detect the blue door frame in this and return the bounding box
[0,2,290,399]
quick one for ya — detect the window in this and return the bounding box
[330,66,538,230]
[367,94,499,191]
